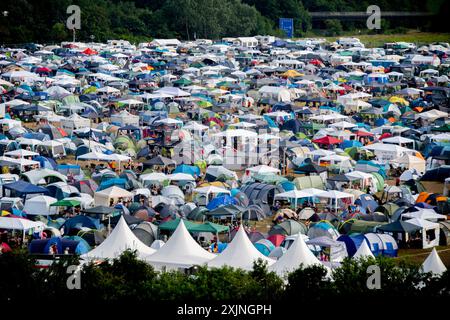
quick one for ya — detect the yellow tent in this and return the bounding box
[282,70,304,78]
[389,96,409,106]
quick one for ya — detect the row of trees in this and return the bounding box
[0,0,449,44]
[0,249,448,303]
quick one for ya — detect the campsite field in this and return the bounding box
[320,31,450,48]
[398,246,450,267]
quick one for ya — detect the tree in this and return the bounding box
[51,22,68,42]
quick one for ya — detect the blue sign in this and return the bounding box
[279,18,294,38]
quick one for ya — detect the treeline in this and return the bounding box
[0,0,448,44]
[0,250,448,303]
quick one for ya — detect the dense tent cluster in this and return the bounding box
[0,36,448,283]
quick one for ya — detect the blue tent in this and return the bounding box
[29,237,90,255]
[375,118,388,127]
[34,156,58,170]
[337,234,366,257]
[206,195,238,210]
[254,239,275,256]
[97,178,127,191]
[341,140,363,149]
[62,216,101,234]
[173,164,200,177]
[3,181,49,199]
[208,242,227,253]
[355,194,378,213]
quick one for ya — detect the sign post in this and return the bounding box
[279,18,294,38]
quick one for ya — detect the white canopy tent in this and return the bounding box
[406,218,440,249]
[269,233,326,276]
[144,220,215,270]
[94,186,133,206]
[23,195,58,215]
[82,216,155,260]
[421,248,447,276]
[208,226,275,271]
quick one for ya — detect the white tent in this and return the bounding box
[23,195,58,215]
[318,190,355,212]
[402,208,447,221]
[144,220,215,270]
[421,248,447,276]
[405,218,440,249]
[167,173,196,181]
[94,186,133,206]
[61,113,91,134]
[82,216,155,260]
[110,110,140,126]
[269,233,324,276]
[258,86,291,102]
[392,154,426,174]
[155,87,191,97]
[353,240,375,259]
[208,226,275,271]
[0,216,45,231]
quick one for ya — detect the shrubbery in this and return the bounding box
[0,250,448,303]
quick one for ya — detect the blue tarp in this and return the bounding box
[206,195,238,210]
[173,164,200,177]
[97,178,127,191]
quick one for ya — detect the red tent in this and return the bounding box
[356,131,374,137]
[312,136,342,145]
[266,234,285,247]
[379,133,392,140]
[82,48,98,55]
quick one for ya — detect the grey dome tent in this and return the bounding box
[240,183,284,206]
[132,221,158,246]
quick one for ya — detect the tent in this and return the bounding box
[307,221,340,240]
[94,186,133,206]
[208,226,275,271]
[144,220,215,270]
[23,195,58,215]
[269,234,326,276]
[268,220,308,236]
[421,248,447,276]
[82,216,155,260]
[0,216,45,231]
[2,180,49,200]
[406,218,440,249]
[240,183,284,206]
[353,240,375,259]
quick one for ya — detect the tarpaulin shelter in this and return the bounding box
[2,180,49,200]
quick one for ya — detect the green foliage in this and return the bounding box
[324,19,343,36]
[1,0,448,44]
[0,250,449,303]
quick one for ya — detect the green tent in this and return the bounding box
[173,78,192,86]
[370,172,384,192]
[431,123,450,132]
[159,218,229,234]
[50,199,81,207]
[191,221,229,234]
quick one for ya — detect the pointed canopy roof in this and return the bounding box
[208,225,275,271]
[422,248,447,276]
[144,219,215,269]
[82,216,155,260]
[353,240,375,259]
[269,234,324,276]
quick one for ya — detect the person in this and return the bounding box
[49,244,58,255]
[273,201,281,212]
